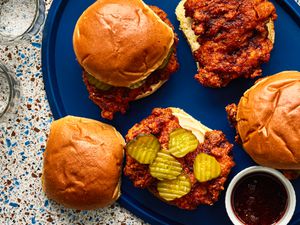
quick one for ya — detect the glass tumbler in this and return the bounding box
[0,62,20,124]
[0,0,45,44]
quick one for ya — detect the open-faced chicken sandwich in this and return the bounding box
[176,0,277,87]
[124,107,235,210]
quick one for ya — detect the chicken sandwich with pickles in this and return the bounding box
[73,0,179,119]
[124,108,235,210]
[226,71,300,179]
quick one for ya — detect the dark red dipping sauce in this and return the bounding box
[232,172,288,225]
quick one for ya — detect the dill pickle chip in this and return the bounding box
[168,128,199,158]
[87,74,112,91]
[157,47,174,70]
[157,174,191,201]
[126,134,160,164]
[149,150,182,180]
[193,153,221,182]
[128,79,146,89]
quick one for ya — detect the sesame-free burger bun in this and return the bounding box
[236,71,300,169]
[135,80,166,100]
[42,116,125,210]
[73,0,174,87]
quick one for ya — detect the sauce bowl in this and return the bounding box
[225,166,296,225]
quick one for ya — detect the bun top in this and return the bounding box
[73,0,174,87]
[42,116,125,210]
[237,71,300,169]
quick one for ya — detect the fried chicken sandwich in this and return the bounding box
[226,71,300,178]
[124,107,235,210]
[73,0,179,119]
[42,116,125,210]
[176,0,277,87]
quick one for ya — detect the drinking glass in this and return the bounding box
[0,0,45,44]
[0,62,20,124]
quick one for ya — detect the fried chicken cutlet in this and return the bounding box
[124,108,235,210]
[177,0,277,87]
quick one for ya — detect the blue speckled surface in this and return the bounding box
[0,0,145,224]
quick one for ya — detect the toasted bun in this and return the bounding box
[175,0,275,68]
[236,71,300,169]
[175,0,200,52]
[42,116,125,210]
[135,80,167,100]
[169,107,211,143]
[73,0,174,87]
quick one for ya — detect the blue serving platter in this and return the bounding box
[42,0,300,224]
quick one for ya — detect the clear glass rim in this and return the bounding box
[0,0,46,44]
[0,63,14,118]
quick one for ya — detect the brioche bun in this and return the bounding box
[73,0,174,87]
[236,71,300,169]
[42,116,125,210]
[169,107,211,142]
[135,80,167,100]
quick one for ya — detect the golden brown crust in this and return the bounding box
[183,0,277,87]
[236,71,300,169]
[42,116,125,210]
[73,0,174,87]
[225,103,242,144]
[124,108,234,210]
[81,5,179,120]
[147,130,234,210]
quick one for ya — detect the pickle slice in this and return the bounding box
[157,47,174,70]
[128,79,146,89]
[168,128,199,158]
[149,150,182,180]
[193,153,221,182]
[87,74,112,91]
[157,174,191,201]
[126,134,160,164]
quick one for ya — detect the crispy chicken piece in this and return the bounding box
[184,0,277,87]
[225,103,241,143]
[124,108,235,210]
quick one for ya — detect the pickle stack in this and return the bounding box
[125,128,222,201]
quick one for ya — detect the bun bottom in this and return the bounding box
[135,80,167,100]
[176,0,275,55]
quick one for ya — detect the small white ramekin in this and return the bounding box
[225,166,296,225]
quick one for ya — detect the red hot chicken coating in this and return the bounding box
[184,0,277,87]
[83,9,179,120]
[124,108,235,210]
[73,0,179,120]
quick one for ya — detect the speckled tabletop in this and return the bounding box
[0,1,145,224]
